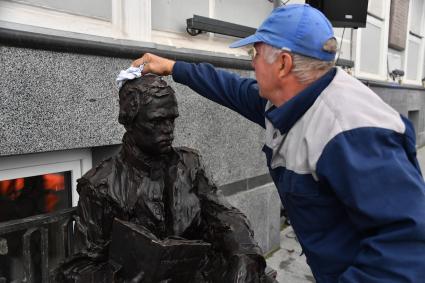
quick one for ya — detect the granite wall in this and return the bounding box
[0,45,268,187]
[369,84,425,147]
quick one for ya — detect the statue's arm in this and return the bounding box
[194,165,266,282]
[197,171,264,253]
[74,178,110,261]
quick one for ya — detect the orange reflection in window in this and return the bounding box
[15,178,24,191]
[45,194,59,213]
[43,174,65,191]
[0,179,12,195]
[43,174,65,212]
[0,178,24,200]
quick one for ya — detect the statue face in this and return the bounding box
[132,94,179,156]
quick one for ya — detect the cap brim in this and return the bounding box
[229,34,261,48]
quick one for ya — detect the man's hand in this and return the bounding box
[132,53,176,76]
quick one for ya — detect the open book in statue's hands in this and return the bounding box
[108,218,211,283]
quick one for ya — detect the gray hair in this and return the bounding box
[263,44,335,85]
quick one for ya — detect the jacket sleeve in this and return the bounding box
[316,127,425,283]
[172,61,267,128]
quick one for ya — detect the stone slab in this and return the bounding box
[226,183,280,254]
[266,227,314,283]
[371,85,425,148]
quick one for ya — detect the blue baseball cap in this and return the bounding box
[230,4,336,61]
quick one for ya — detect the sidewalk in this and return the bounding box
[266,227,315,283]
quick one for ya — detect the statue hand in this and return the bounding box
[132,53,175,76]
[225,254,264,283]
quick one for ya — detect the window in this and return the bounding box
[0,149,91,281]
[423,47,425,81]
[0,149,92,208]
[214,0,272,28]
[151,0,209,34]
[334,28,353,61]
[10,0,112,20]
[0,0,270,56]
[354,0,390,80]
[410,0,424,36]
[0,0,151,41]
[387,48,405,77]
[150,0,273,55]
[1,0,275,56]
[0,172,72,222]
[385,0,406,78]
[405,35,423,82]
[404,0,425,84]
[368,0,385,18]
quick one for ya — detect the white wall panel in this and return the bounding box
[406,37,421,80]
[214,0,273,28]
[360,21,382,75]
[368,0,385,18]
[10,0,112,20]
[151,0,209,33]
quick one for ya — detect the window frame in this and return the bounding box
[0,0,151,42]
[0,0,271,57]
[403,0,425,85]
[334,28,352,61]
[354,0,391,81]
[0,149,92,207]
[404,33,425,84]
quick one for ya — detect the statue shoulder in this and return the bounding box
[174,147,219,195]
[77,157,116,193]
[174,147,203,168]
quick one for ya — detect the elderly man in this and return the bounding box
[55,74,269,282]
[132,4,425,283]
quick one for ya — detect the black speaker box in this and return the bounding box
[306,0,369,28]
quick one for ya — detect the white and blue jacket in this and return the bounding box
[173,62,425,283]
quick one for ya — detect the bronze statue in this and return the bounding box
[54,74,270,282]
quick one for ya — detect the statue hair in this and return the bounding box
[118,74,175,127]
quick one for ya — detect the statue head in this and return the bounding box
[118,74,179,156]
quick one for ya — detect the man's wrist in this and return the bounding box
[169,60,176,75]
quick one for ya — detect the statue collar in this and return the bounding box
[121,133,176,179]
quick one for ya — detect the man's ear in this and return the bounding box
[277,53,293,78]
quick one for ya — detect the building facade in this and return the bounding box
[1,0,425,280]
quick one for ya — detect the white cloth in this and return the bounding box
[116,64,144,89]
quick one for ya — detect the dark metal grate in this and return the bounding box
[0,208,76,283]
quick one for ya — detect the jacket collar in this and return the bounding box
[265,67,337,134]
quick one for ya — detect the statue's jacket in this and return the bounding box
[172,62,425,282]
[68,142,264,279]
